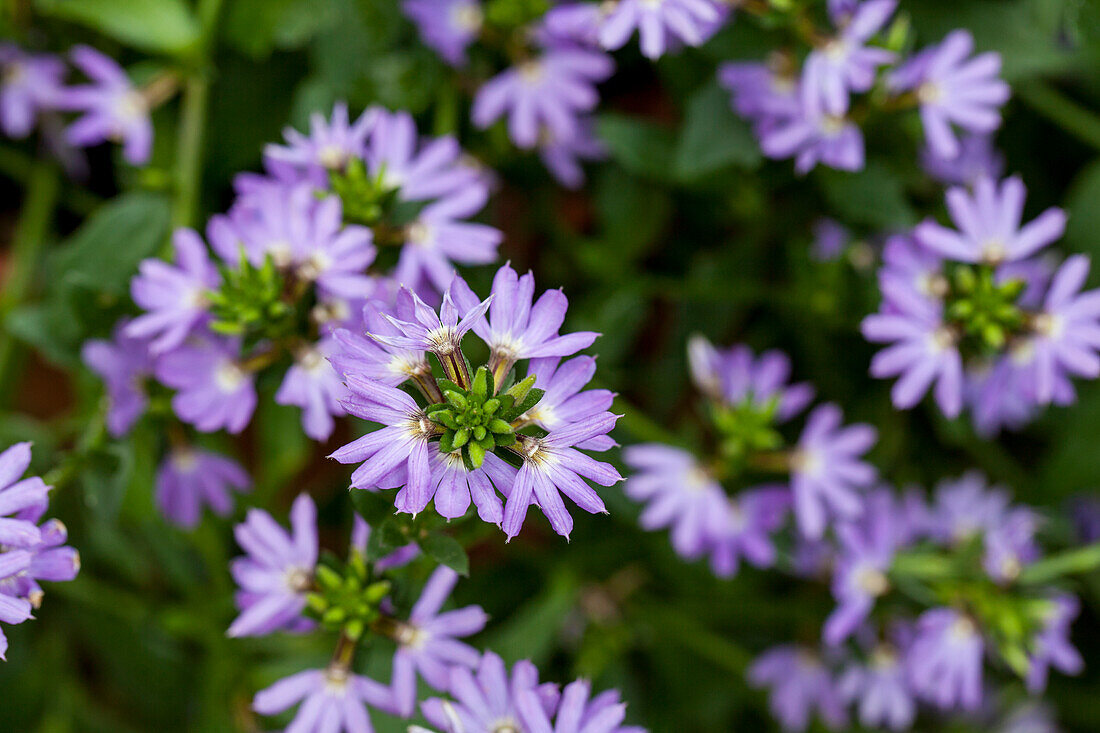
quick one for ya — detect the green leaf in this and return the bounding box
[674,82,761,181]
[1018,543,1100,585]
[350,489,393,526]
[222,0,337,58]
[817,162,916,230]
[1065,159,1100,256]
[420,532,469,576]
[35,0,200,56]
[596,113,677,181]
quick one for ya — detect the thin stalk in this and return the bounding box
[1016,81,1100,152]
[0,160,59,408]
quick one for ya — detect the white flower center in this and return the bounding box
[917,82,942,105]
[172,449,199,473]
[317,144,346,170]
[452,3,483,31]
[855,566,889,596]
[284,566,312,593]
[518,61,544,84]
[406,221,432,247]
[215,361,246,392]
[981,240,1007,265]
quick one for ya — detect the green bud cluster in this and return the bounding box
[208,252,297,342]
[710,395,784,466]
[944,264,1026,354]
[329,158,398,227]
[305,552,391,642]
[427,367,544,469]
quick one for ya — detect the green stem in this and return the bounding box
[1018,542,1100,586]
[0,146,101,215]
[1016,81,1100,152]
[0,160,59,408]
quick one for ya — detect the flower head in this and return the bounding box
[81,323,154,437]
[597,0,727,59]
[0,45,65,138]
[155,448,250,529]
[905,607,984,710]
[837,644,915,731]
[749,645,847,732]
[154,336,257,434]
[404,0,483,66]
[253,666,395,732]
[801,0,896,115]
[263,102,376,185]
[526,356,616,450]
[276,339,350,441]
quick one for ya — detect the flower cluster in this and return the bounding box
[748,475,1085,731]
[624,336,877,575]
[87,102,502,526]
[329,261,620,540]
[0,443,80,660]
[229,495,642,732]
[719,1,1009,176]
[861,175,1100,434]
[0,43,157,165]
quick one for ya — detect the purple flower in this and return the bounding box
[539,118,606,189]
[862,282,964,417]
[394,188,503,294]
[0,45,65,138]
[597,0,726,59]
[81,323,154,437]
[472,49,613,149]
[154,336,257,434]
[811,219,850,262]
[404,0,483,66]
[155,448,250,529]
[371,285,493,366]
[253,666,394,732]
[709,486,789,578]
[905,607,983,710]
[837,645,915,731]
[801,0,896,116]
[622,444,728,560]
[526,678,646,733]
[1026,595,1083,693]
[390,566,488,716]
[718,62,801,126]
[823,491,902,645]
[428,450,513,523]
[688,337,814,420]
[228,494,318,637]
[889,30,1010,159]
[277,339,350,441]
[350,515,420,571]
[504,413,622,540]
[0,443,79,659]
[758,103,864,174]
[421,651,560,733]
[927,471,1009,544]
[331,297,432,387]
[1019,254,1100,404]
[791,404,876,539]
[965,359,1038,437]
[748,645,847,732]
[526,356,616,451]
[453,264,598,374]
[127,228,218,354]
[263,102,376,185]
[56,45,153,164]
[921,133,1004,187]
[330,376,439,515]
[982,506,1039,582]
[914,177,1066,265]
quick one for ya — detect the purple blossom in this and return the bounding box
[1026,595,1083,693]
[1018,254,1100,404]
[914,177,1066,265]
[801,0,896,116]
[154,337,257,434]
[965,359,1038,437]
[861,281,964,417]
[427,450,513,523]
[350,516,420,571]
[718,62,801,126]
[126,228,218,353]
[330,296,431,387]
[453,264,598,371]
[539,118,606,189]
[2,518,80,609]
[921,133,1004,187]
[421,651,560,733]
[526,356,616,451]
[503,413,622,540]
[889,30,1010,159]
[758,104,864,174]
[371,284,492,360]
[982,506,1039,583]
[155,448,250,529]
[56,45,153,164]
[748,645,847,732]
[526,678,646,733]
[622,444,728,560]
[905,607,984,710]
[253,666,394,732]
[837,645,915,731]
[688,337,814,420]
[709,486,789,578]
[81,323,154,437]
[276,339,350,441]
[264,102,376,185]
[404,0,483,66]
[329,375,437,516]
[597,0,727,59]
[228,494,318,638]
[791,403,877,539]
[472,49,613,149]
[0,551,32,661]
[811,219,850,262]
[0,45,65,138]
[390,566,488,716]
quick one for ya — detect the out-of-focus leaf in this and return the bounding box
[1065,158,1100,255]
[350,489,393,527]
[484,568,579,665]
[817,162,915,230]
[82,444,134,520]
[674,82,761,180]
[596,114,676,181]
[222,0,336,58]
[255,397,311,491]
[420,532,469,576]
[34,0,200,56]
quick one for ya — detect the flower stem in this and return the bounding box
[1016,80,1100,152]
[0,159,60,408]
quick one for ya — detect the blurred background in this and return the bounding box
[2,0,1100,730]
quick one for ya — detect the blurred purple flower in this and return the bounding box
[905,607,983,711]
[921,133,1004,187]
[597,0,727,59]
[154,336,257,434]
[801,0,896,115]
[264,102,376,185]
[156,448,250,529]
[404,0,483,66]
[81,323,154,437]
[0,45,65,138]
[253,666,395,732]
[276,339,349,441]
[1026,595,1083,693]
[749,645,847,732]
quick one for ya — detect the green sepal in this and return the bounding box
[466,441,486,468]
[483,398,501,415]
[430,409,459,430]
[444,390,468,410]
[436,378,462,394]
[471,366,490,399]
[439,430,457,453]
[452,428,470,450]
[494,432,516,448]
[487,418,512,434]
[473,425,487,442]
